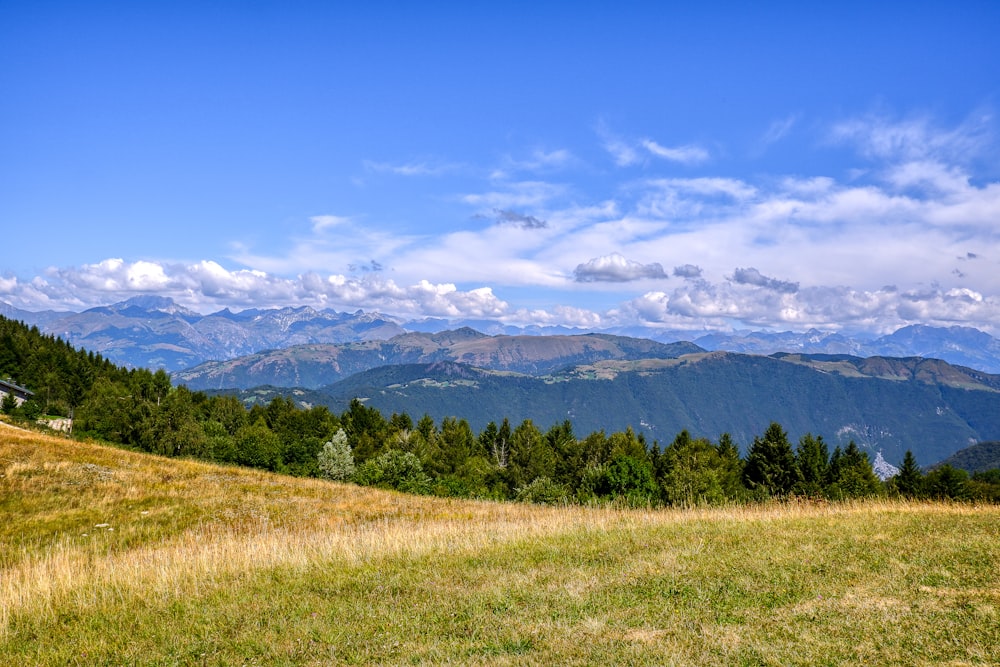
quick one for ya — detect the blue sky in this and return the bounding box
[2,2,1000,335]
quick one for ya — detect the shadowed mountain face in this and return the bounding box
[272,352,998,468]
[933,441,1000,474]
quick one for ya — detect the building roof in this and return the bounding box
[0,379,34,397]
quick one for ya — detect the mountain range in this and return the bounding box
[2,296,405,371]
[174,329,702,390]
[4,296,1000,375]
[4,296,1000,469]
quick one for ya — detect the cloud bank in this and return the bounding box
[3,112,1000,336]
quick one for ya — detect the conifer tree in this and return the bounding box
[742,422,801,497]
[830,441,881,498]
[894,450,923,498]
[796,433,830,496]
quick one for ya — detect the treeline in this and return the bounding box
[2,315,997,505]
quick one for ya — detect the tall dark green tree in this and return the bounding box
[828,441,881,498]
[923,465,969,500]
[660,430,724,506]
[742,422,801,498]
[341,398,388,463]
[715,433,746,500]
[546,420,584,488]
[506,419,555,493]
[795,433,830,496]
[893,450,924,498]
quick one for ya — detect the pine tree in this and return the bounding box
[715,433,746,500]
[742,422,801,497]
[795,433,829,496]
[661,431,724,506]
[894,450,923,498]
[832,441,881,498]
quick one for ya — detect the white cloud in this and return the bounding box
[5,111,1000,338]
[461,181,566,210]
[761,114,799,146]
[363,159,457,176]
[598,120,710,167]
[830,111,992,163]
[574,253,668,283]
[0,258,515,321]
[493,149,575,178]
[640,139,710,164]
[310,215,351,232]
[615,281,1000,335]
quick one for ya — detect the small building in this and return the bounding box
[0,379,34,407]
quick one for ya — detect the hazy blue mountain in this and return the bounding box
[0,301,71,327]
[37,297,406,371]
[692,325,1000,374]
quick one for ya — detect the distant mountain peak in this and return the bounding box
[107,295,202,318]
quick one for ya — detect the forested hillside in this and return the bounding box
[2,315,997,504]
[0,315,154,417]
[236,353,1000,467]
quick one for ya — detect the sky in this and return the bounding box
[2,2,1000,335]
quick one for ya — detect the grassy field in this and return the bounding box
[2,419,998,665]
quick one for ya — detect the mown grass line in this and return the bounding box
[2,421,998,665]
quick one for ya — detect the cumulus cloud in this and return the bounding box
[673,264,703,279]
[616,281,1000,335]
[731,268,799,294]
[574,253,668,283]
[494,209,547,229]
[0,258,515,320]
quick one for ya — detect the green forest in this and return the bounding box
[2,315,997,505]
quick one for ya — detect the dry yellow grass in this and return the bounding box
[2,419,998,665]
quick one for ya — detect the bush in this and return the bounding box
[354,449,432,494]
[515,476,569,504]
[317,429,354,481]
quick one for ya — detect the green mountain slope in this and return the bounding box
[300,352,1000,466]
[934,441,1000,473]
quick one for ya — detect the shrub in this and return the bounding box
[515,476,569,504]
[317,429,354,481]
[354,449,432,494]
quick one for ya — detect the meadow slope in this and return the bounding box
[1,420,997,665]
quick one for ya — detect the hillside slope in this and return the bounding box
[301,352,1000,465]
[934,441,1000,473]
[2,423,997,665]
